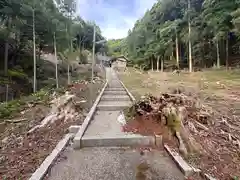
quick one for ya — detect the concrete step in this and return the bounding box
[97,101,131,111]
[107,84,122,87]
[105,88,125,91]
[101,95,130,101]
[103,91,127,95]
[81,135,155,147]
[107,86,123,89]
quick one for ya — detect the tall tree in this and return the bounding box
[121,0,238,71]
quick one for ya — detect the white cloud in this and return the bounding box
[77,0,157,39]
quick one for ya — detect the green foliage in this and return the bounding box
[0,0,105,101]
[121,0,239,69]
[8,69,28,79]
[0,99,25,119]
[107,39,125,57]
[0,88,51,119]
[31,88,50,102]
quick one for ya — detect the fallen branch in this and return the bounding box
[221,119,240,132]
[28,114,58,133]
[5,118,27,123]
[218,130,240,148]
[194,121,209,131]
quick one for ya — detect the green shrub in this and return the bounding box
[0,99,25,119]
[0,88,52,119]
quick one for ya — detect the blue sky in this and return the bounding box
[77,0,157,39]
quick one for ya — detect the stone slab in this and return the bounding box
[105,88,125,91]
[101,95,130,101]
[81,135,155,147]
[103,91,127,95]
[155,135,163,147]
[164,144,193,176]
[68,125,81,134]
[97,101,131,111]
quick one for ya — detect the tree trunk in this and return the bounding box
[157,56,160,71]
[33,9,37,92]
[151,57,154,71]
[53,32,59,88]
[226,36,229,70]
[216,40,220,68]
[67,64,70,85]
[4,40,9,102]
[161,58,164,72]
[4,41,9,77]
[91,25,96,83]
[79,41,82,63]
[4,17,12,102]
[188,0,192,72]
[175,34,179,68]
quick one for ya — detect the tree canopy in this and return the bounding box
[0,0,105,97]
[109,0,240,71]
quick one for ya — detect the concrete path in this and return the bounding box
[45,68,185,180]
[76,67,154,148]
[46,147,184,180]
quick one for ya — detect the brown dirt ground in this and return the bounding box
[0,80,104,180]
[123,114,179,148]
[120,68,240,180]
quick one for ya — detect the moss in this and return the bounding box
[166,111,181,133]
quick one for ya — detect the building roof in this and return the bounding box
[110,55,128,62]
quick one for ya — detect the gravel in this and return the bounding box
[45,146,184,180]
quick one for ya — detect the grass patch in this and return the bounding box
[120,68,240,101]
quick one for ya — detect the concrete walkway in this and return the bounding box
[46,68,185,180]
[79,67,154,147]
[46,147,184,180]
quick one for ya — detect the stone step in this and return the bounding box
[105,88,125,91]
[97,101,131,111]
[103,91,127,95]
[107,86,123,89]
[81,135,155,147]
[101,95,130,101]
[107,84,122,87]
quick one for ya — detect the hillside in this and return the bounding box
[0,0,107,102]
[107,0,240,71]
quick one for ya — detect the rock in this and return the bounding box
[0,156,6,163]
[2,137,9,144]
[117,111,126,125]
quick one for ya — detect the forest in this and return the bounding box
[107,0,240,71]
[0,0,106,101]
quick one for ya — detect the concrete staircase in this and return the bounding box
[45,68,185,180]
[79,69,154,148]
